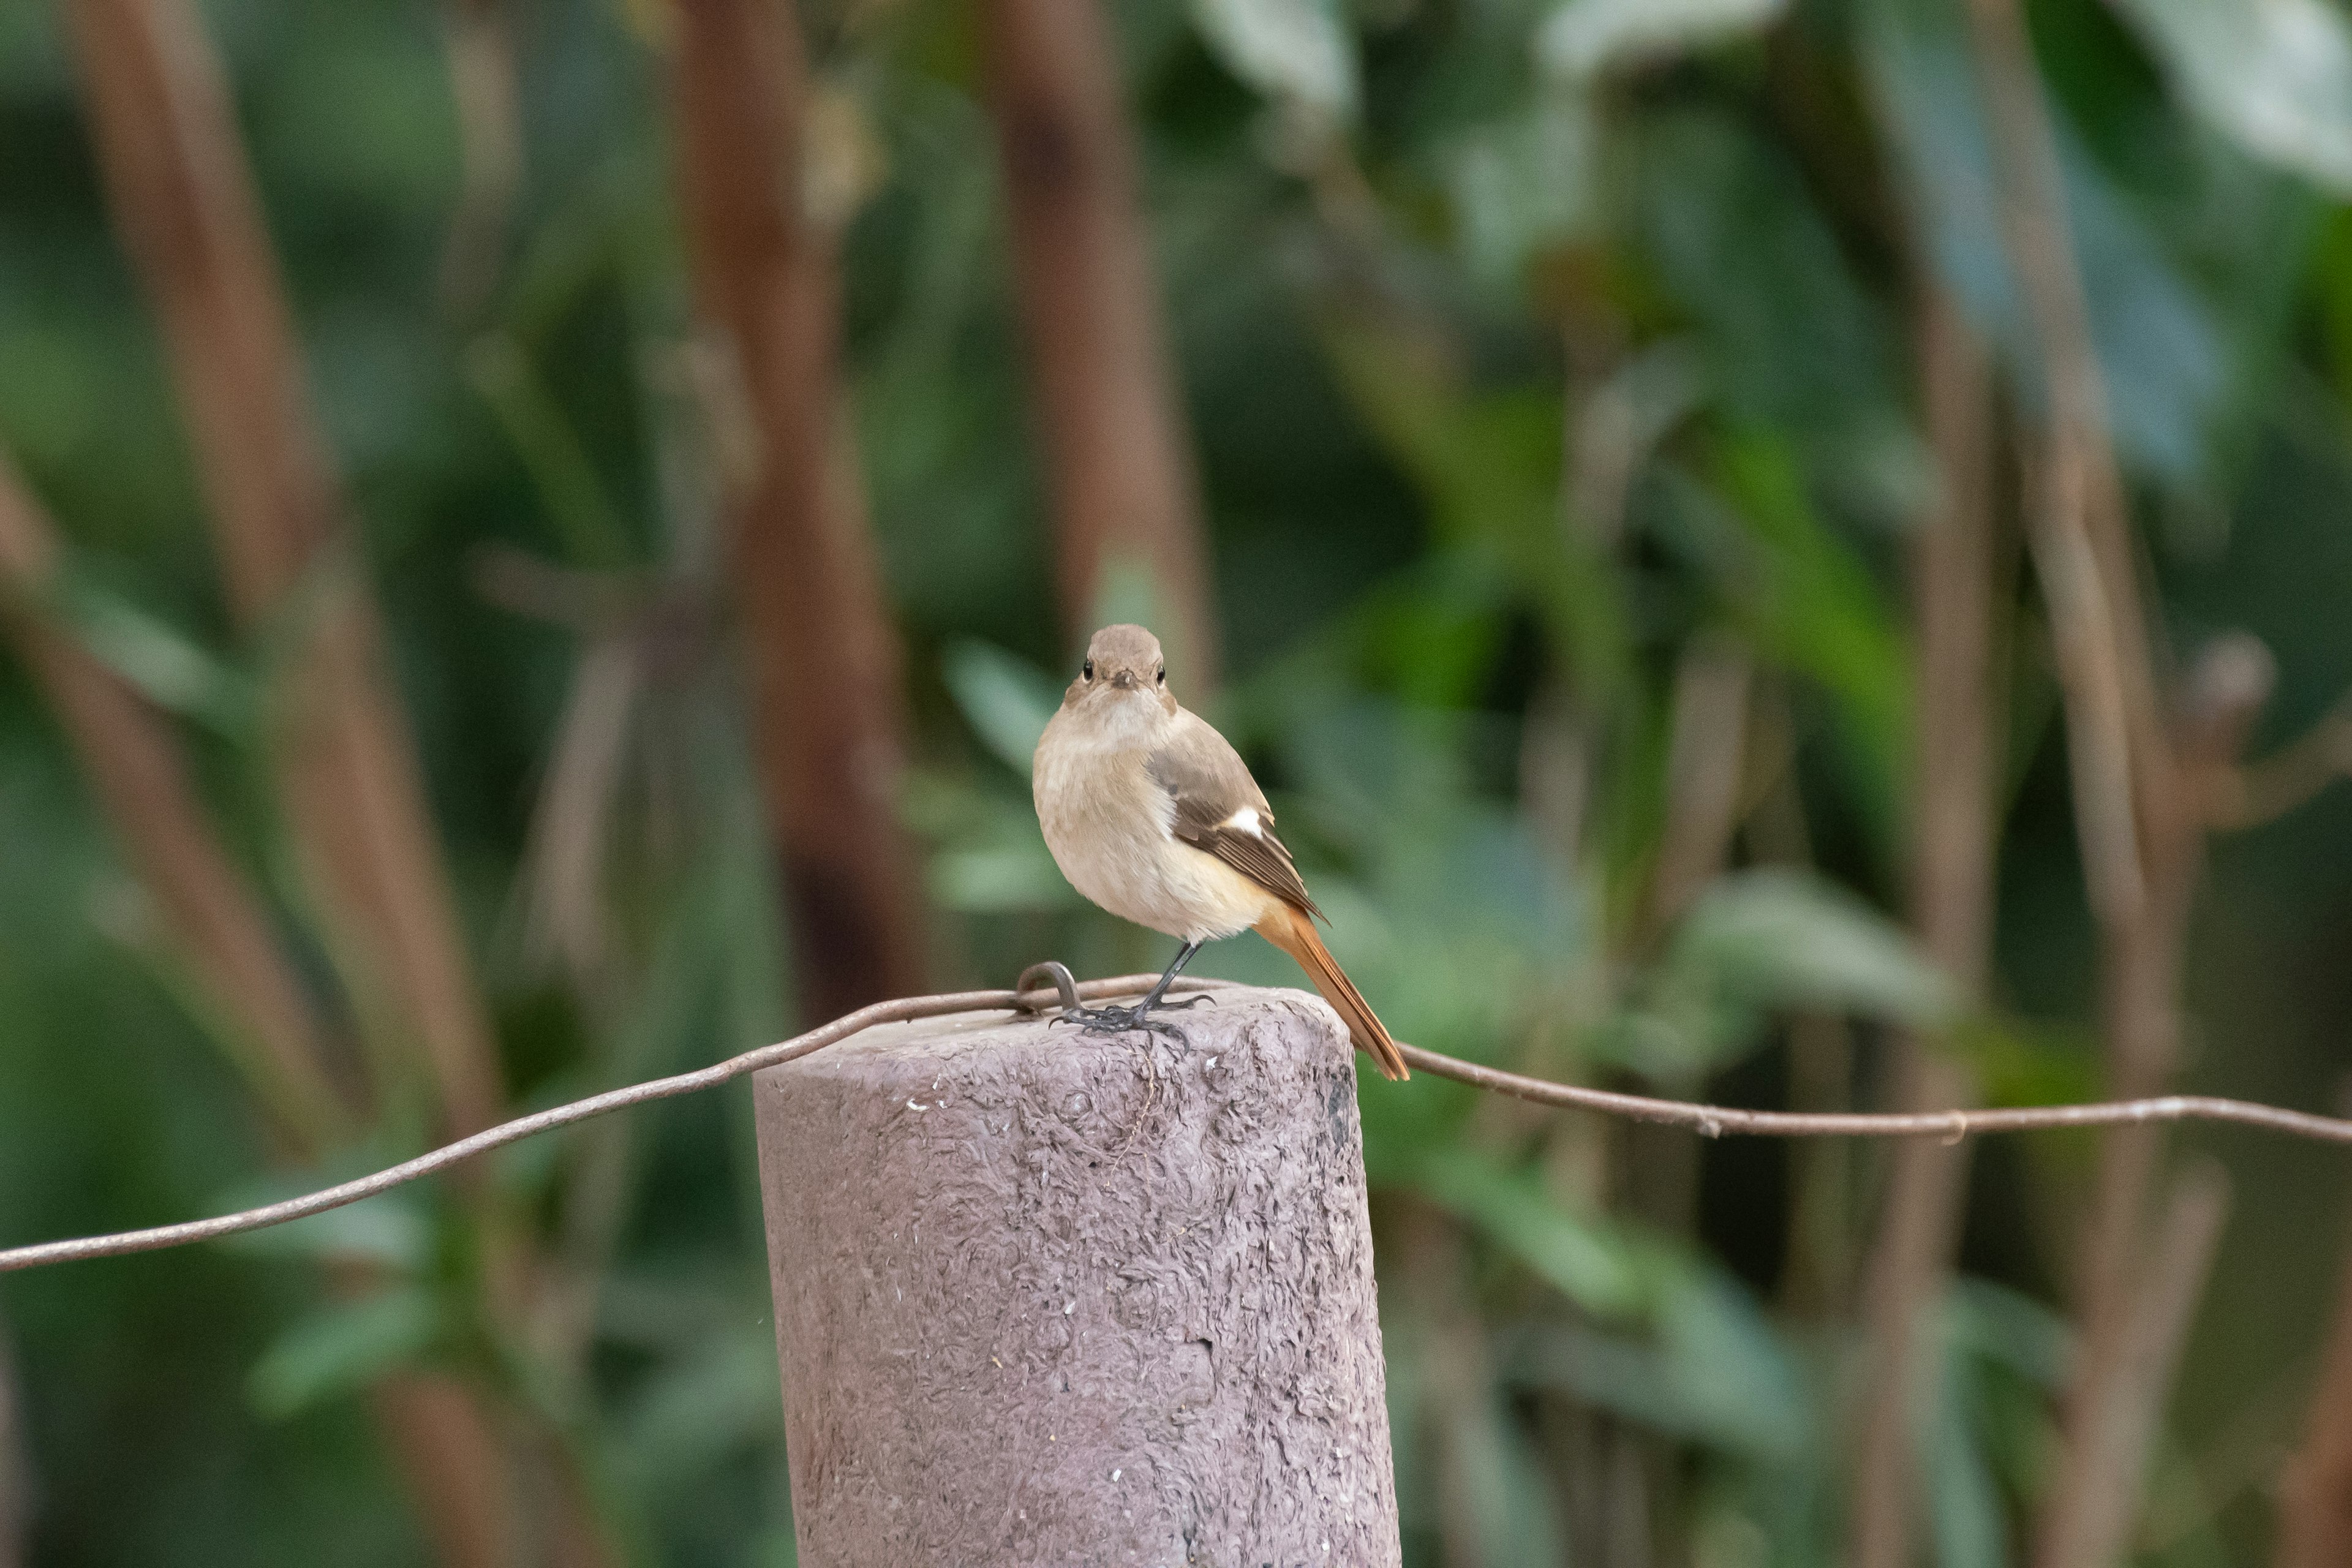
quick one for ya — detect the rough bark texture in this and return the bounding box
[755,987,1400,1566]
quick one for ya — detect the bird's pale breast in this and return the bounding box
[1033,713,1275,943]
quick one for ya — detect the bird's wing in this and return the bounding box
[1146,713,1324,921]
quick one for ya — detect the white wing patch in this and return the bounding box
[1223,806,1263,836]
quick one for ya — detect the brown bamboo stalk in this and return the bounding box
[0,451,353,1148]
[56,6,611,1561]
[369,1378,518,1568]
[2277,1232,2352,1568]
[669,0,929,1020]
[67,0,505,1142]
[0,453,529,1568]
[981,0,1219,688]
[1847,288,1999,1568]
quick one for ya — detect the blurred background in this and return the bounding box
[2,0,2351,1562]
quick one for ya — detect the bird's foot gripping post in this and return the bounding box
[1023,956,1212,1044]
[752,974,1401,1567]
[1055,993,1210,1042]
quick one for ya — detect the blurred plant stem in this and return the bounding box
[466,336,638,574]
[1849,285,2000,1568]
[1743,692,1860,1316]
[69,0,508,1144]
[980,0,1218,687]
[437,0,525,321]
[2276,1231,2352,1567]
[670,0,929,1022]
[2045,1162,2232,1568]
[1640,635,1751,942]
[1956,0,2271,1562]
[0,448,356,1151]
[1396,1204,1544,1568]
[58,3,636,1561]
[369,1376,526,1568]
[1,449,617,1568]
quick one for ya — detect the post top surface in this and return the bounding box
[755,982,1347,1085]
[750,976,1398,1565]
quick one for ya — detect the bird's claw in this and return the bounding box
[1054,1003,1191,1046]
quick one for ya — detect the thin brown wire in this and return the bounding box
[4,969,2348,1275]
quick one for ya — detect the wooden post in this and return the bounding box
[754,987,1401,1566]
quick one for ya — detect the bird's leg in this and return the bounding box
[1058,940,1208,1041]
[1135,938,1213,1013]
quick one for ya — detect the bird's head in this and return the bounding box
[1063,624,1177,739]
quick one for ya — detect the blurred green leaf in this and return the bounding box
[1949,1278,2071,1390]
[1321,314,1630,698]
[1540,0,1782,81]
[616,1324,782,1490]
[1651,868,1958,1063]
[1928,1336,2009,1568]
[33,566,255,736]
[1655,1275,1809,1458]
[1438,1382,1567,1564]
[222,1194,433,1272]
[1506,1274,1809,1461]
[905,767,1079,913]
[247,1287,445,1419]
[1406,1147,1648,1317]
[1708,434,1909,774]
[931,835,1079,912]
[1444,88,1602,285]
[1649,437,1908,835]
[1959,1016,2103,1115]
[1943,1281,2071,1553]
[465,332,636,571]
[2109,0,2352,195]
[941,639,1061,777]
[1626,110,1896,436]
[1191,0,1357,119]
[1857,0,2227,478]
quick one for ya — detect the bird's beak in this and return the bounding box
[1110,669,1137,690]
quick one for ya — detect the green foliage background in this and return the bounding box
[4,0,2352,1563]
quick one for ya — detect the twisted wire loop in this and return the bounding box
[5,970,2349,1275]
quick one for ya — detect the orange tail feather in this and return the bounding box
[1254,905,1408,1081]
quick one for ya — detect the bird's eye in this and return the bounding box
[1082,659,1094,680]
[1156,666,1166,684]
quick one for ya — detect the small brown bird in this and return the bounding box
[1031,624,1408,1080]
